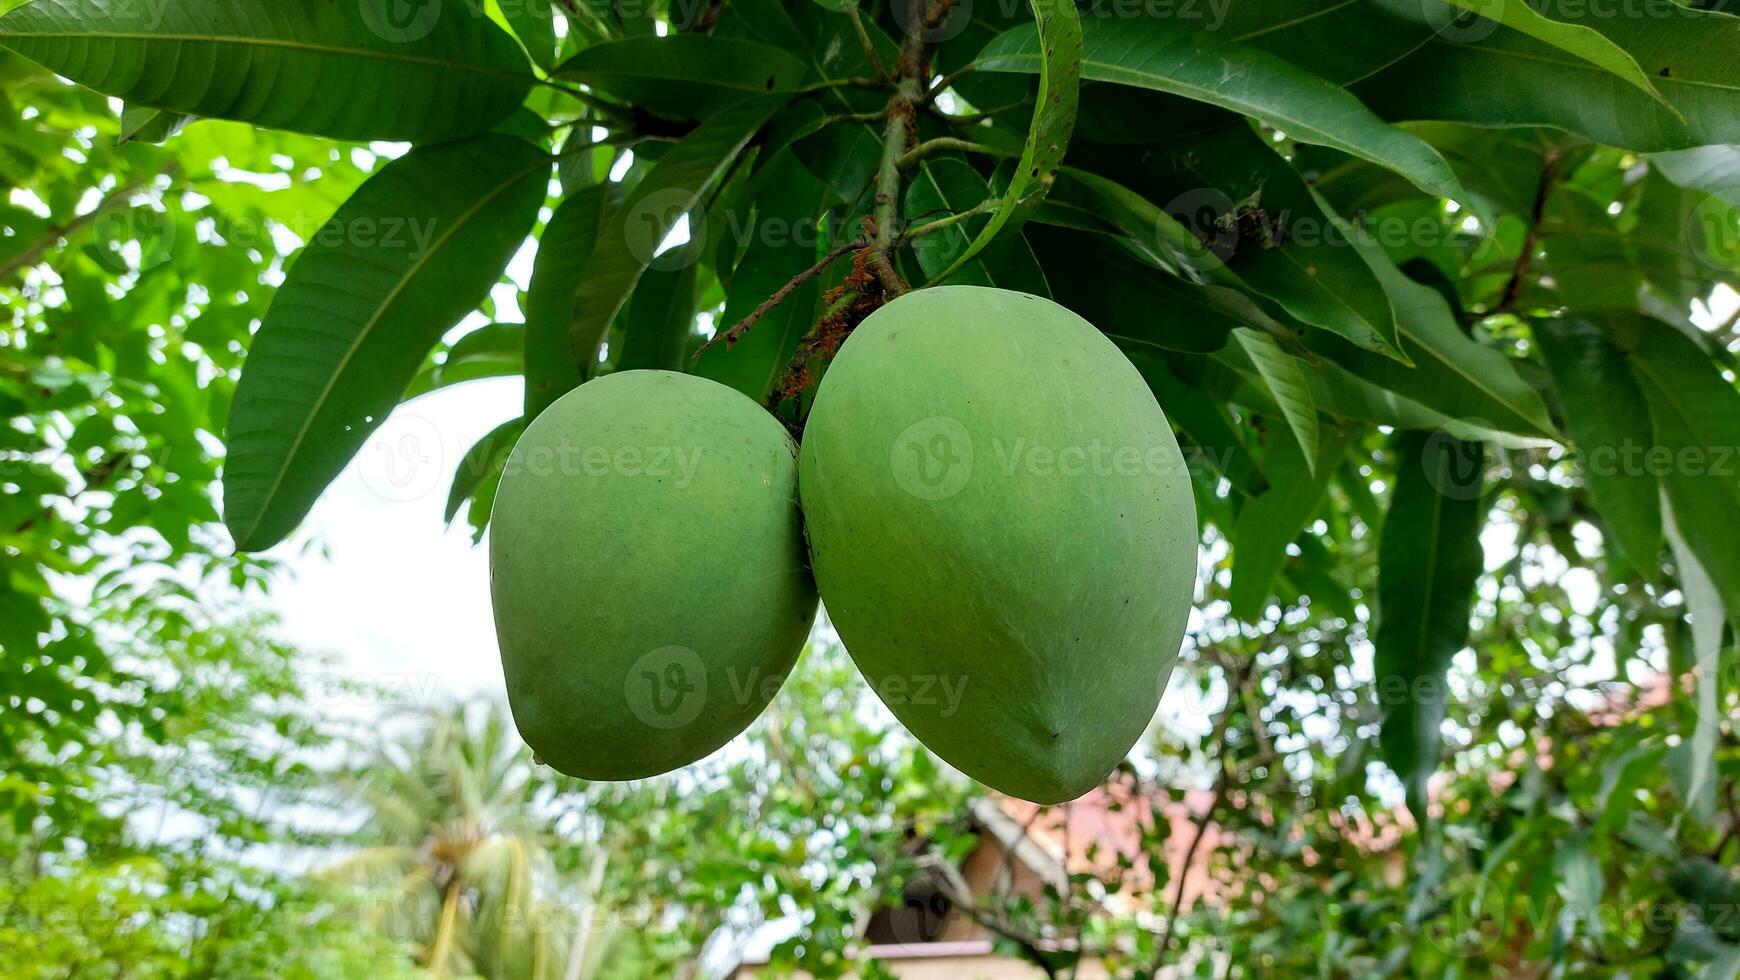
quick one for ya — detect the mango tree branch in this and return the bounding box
[868,100,917,297]
[691,238,867,361]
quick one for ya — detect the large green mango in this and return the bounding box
[490,371,817,779]
[799,287,1198,803]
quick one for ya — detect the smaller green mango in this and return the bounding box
[489,370,817,780]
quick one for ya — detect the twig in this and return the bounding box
[12,451,131,536]
[817,109,888,126]
[897,137,1019,170]
[843,3,888,81]
[1151,659,1249,974]
[1495,149,1563,315]
[538,80,638,124]
[0,168,168,284]
[795,76,890,95]
[924,63,978,103]
[902,198,996,242]
[931,99,1033,127]
[691,238,866,360]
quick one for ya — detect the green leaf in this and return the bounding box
[1669,859,1740,944]
[494,0,556,69]
[0,0,534,144]
[1652,145,1740,207]
[1432,0,1672,109]
[1552,833,1605,934]
[978,18,1469,204]
[614,252,698,372]
[1175,0,1433,86]
[1617,316,1740,617]
[555,35,809,120]
[1124,350,1268,497]
[1376,429,1487,821]
[404,323,526,400]
[1233,328,1318,474]
[1042,168,1231,284]
[446,417,525,525]
[906,158,1049,295]
[224,136,549,552]
[1229,428,1348,622]
[927,0,1080,285]
[1306,360,1550,449]
[568,96,786,372]
[1316,245,1558,440]
[1533,320,1661,570]
[1664,500,1723,823]
[525,184,615,422]
[1027,226,1235,355]
[117,104,187,145]
[1360,6,1740,151]
[1541,189,1647,313]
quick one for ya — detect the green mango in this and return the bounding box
[490,370,816,779]
[799,286,1198,803]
